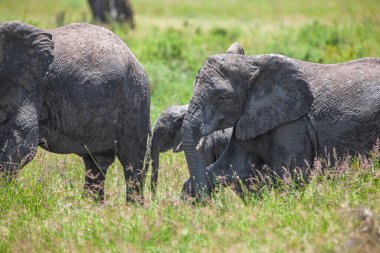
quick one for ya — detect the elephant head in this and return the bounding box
[0,21,54,174]
[182,43,313,198]
[150,105,188,193]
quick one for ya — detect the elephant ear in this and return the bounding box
[0,22,53,171]
[0,21,54,80]
[226,43,245,55]
[171,105,188,152]
[172,116,184,152]
[236,56,313,140]
[0,21,53,121]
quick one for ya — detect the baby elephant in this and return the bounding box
[150,105,232,193]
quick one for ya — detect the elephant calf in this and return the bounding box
[150,105,233,193]
[0,21,150,203]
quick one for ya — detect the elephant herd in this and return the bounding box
[0,21,379,203]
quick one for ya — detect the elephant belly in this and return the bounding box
[237,117,315,173]
[39,108,118,155]
[315,117,380,157]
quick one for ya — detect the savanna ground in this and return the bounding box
[1,0,380,252]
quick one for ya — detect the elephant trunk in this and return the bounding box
[182,111,210,199]
[150,133,160,195]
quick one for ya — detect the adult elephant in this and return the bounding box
[150,105,236,194]
[88,0,135,28]
[0,21,150,203]
[182,43,380,198]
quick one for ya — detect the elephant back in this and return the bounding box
[39,23,149,154]
[300,58,380,156]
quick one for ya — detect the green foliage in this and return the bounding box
[1,0,380,252]
[269,20,380,63]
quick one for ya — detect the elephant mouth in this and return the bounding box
[196,115,223,151]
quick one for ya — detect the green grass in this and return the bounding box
[1,0,380,252]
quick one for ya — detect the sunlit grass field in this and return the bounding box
[1,0,380,252]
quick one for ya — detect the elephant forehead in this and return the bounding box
[203,54,247,72]
[196,70,226,90]
[194,75,233,99]
[197,58,247,86]
[192,83,213,100]
[155,117,175,131]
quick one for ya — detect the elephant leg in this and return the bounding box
[207,135,259,192]
[117,148,148,204]
[237,158,267,192]
[115,98,150,204]
[83,150,115,201]
[89,0,109,22]
[265,119,314,185]
[116,118,149,204]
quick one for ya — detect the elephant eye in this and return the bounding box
[217,96,233,103]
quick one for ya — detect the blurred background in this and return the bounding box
[1,0,379,122]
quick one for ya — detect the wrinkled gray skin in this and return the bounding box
[150,105,233,194]
[0,21,150,203]
[88,0,135,28]
[182,43,380,198]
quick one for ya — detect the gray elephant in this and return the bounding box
[182,43,380,198]
[88,0,135,28]
[150,105,233,194]
[0,21,150,203]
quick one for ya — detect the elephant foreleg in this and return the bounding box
[207,135,258,189]
[264,118,315,185]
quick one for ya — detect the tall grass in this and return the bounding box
[1,0,380,252]
[1,147,379,252]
